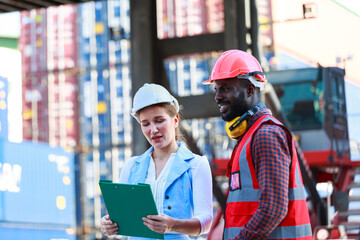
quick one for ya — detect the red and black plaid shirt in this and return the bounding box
[231,108,293,240]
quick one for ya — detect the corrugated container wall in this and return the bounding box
[20,8,47,74]
[20,9,49,143]
[156,0,224,39]
[47,5,79,148]
[20,5,80,148]
[0,139,76,236]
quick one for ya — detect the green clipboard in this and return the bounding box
[99,180,164,239]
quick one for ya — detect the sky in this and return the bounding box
[0,11,20,37]
[340,0,360,14]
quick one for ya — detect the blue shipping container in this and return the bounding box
[0,76,8,139]
[79,69,112,147]
[0,140,76,227]
[0,226,76,240]
[78,1,110,70]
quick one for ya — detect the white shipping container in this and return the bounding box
[0,48,22,143]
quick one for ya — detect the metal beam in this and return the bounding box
[224,0,250,51]
[6,0,44,9]
[0,1,29,11]
[236,0,248,51]
[0,0,90,13]
[21,0,57,8]
[250,0,260,59]
[0,7,17,13]
[224,0,238,49]
[130,0,157,155]
[49,0,78,4]
[177,93,220,119]
[157,33,224,58]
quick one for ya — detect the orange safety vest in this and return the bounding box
[224,115,312,240]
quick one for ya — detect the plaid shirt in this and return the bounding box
[231,108,293,240]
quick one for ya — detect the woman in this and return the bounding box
[100,83,213,239]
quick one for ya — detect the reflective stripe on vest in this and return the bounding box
[227,187,306,203]
[224,115,312,240]
[224,224,312,240]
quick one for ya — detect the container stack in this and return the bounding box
[46,5,79,148]
[77,1,131,237]
[19,1,132,238]
[20,5,80,148]
[156,0,224,39]
[206,0,225,33]
[77,0,131,151]
[20,8,49,143]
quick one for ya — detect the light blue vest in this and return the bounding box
[128,143,195,240]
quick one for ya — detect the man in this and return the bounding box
[203,50,312,239]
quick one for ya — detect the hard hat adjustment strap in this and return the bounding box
[236,71,266,82]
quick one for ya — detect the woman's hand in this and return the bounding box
[100,215,118,236]
[142,214,175,234]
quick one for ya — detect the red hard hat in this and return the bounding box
[203,50,267,89]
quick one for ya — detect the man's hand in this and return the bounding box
[100,215,118,236]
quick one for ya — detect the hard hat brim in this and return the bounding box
[202,76,265,90]
[202,79,214,85]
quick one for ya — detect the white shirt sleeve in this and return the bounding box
[119,156,137,183]
[190,155,213,235]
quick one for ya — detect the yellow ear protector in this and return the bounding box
[225,104,262,140]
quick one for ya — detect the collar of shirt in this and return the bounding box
[236,107,272,142]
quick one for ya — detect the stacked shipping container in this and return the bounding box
[47,5,79,148]
[20,6,79,147]
[156,0,224,39]
[77,2,131,238]
[20,8,48,143]
[0,139,76,239]
[19,10,82,237]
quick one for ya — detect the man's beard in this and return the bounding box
[221,92,249,122]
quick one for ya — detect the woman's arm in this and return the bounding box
[143,155,213,236]
[191,155,213,234]
[143,214,201,235]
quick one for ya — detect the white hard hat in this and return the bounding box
[131,83,179,122]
